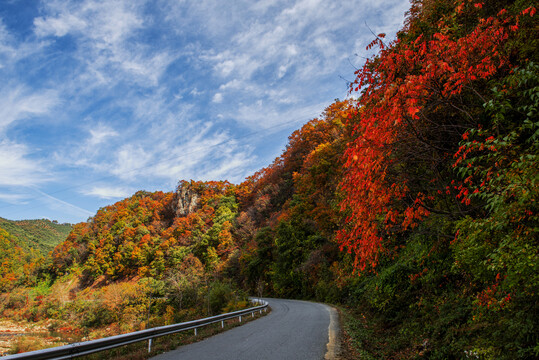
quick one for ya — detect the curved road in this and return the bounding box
[150,298,339,360]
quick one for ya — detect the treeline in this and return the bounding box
[1,0,537,358]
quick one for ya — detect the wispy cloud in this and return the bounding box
[33,188,94,217]
[0,140,49,187]
[87,123,119,146]
[0,18,49,70]
[0,19,15,69]
[0,86,59,131]
[234,102,324,130]
[212,93,223,103]
[163,0,397,129]
[34,0,174,88]
[82,186,132,199]
[0,192,29,205]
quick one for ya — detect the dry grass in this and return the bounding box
[7,335,67,355]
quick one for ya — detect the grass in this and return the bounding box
[337,304,423,360]
[8,335,67,355]
[336,305,378,360]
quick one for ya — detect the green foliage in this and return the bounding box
[234,101,354,300]
[196,195,238,268]
[452,62,539,358]
[240,227,275,291]
[0,180,254,352]
[271,221,308,297]
[0,217,72,256]
[208,281,242,315]
[0,226,44,291]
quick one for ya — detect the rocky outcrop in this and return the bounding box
[174,181,200,217]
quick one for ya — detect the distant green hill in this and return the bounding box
[0,217,72,255]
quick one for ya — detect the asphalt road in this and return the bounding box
[149,298,338,360]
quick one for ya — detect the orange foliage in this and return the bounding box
[239,100,354,230]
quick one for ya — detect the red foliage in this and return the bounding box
[339,5,528,271]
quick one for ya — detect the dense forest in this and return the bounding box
[1,0,537,358]
[0,218,71,292]
[0,218,72,255]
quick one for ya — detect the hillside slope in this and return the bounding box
[0,218,72,255]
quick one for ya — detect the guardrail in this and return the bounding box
[3,298,268,360]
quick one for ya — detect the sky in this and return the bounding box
[0,0,411,224]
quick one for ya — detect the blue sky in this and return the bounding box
[0,0,410,224]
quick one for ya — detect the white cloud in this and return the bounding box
[0,140,49,186]
[200,146,255,182]
[0,20,14,69]
[190,88,203,96]
[62,109,258,185]
[0,192,29,205]
[233,102,323,130]
[34,0,142,43]
[158,0,408,131]
[34,13,87,37]
[214,58,235,77]
[203,0,345,80]
[0,86,59,131]
[34,0,174,88]
[0,17,50,73]
[87,123,119,146]
[52,122,120,174]
[166,0,381,129]
[150,136,256,184]
[111,144,152,179]
[212,92,223,103]
[83,186,131,199]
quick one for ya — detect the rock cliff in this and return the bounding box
[174,181,200,217]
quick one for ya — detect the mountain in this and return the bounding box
[0,217,72,255]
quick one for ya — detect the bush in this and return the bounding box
[208,281,234,315]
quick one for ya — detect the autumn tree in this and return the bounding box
[339,0,537,271]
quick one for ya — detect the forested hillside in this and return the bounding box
[1,0,537,358]
[0,219,71,292]
[0,218,72,255]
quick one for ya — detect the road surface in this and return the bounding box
[150,298,339,360]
